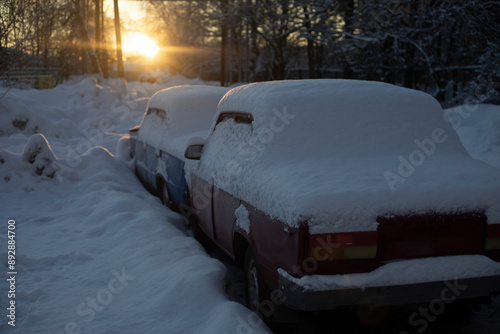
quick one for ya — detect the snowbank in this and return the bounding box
[1,133,59,183]
[0,77,270,334]
[445,104,500,168]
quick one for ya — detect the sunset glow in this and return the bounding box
[123,32,159,58]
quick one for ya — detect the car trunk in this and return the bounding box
[376,211,486,262]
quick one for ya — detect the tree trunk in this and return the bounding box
[113,0,124,78]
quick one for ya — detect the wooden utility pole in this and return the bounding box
[100,0,109,78]
[93,0,108,77]
[78,0,88,74]
[114,0,124,78]
[220,0,227,87]
[95,0,101,73]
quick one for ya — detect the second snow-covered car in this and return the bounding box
[130,85,229,209]
[184,79,500,316]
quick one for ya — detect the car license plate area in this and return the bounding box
[377,212,486,261]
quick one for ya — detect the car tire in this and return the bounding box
[159,178,171,207]
[244,248,300,323]
[244,247,266,315]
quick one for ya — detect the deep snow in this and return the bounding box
[444,103,500,169]
[0,76,270,334]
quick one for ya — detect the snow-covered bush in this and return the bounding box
[0,98,41,136]
[22,133,59,178]
[1,133,59,183]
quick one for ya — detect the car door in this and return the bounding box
[190,173,215,239]
[139,108,167,191]
[212,187,241,253]
[193,112,254,252]
[134,137,148,184]
[145,143,159,190]
[163,154,187,207]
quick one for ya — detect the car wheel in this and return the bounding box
[244,248,299,323]
[244,247,265,314]
[160,179,170,207]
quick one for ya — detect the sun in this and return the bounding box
[123,32,159,58]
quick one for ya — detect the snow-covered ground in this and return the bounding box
[0,76,499,333]
[0,76,270,334]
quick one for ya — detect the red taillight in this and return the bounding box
[485,224,500,251]
[309,231,378,261]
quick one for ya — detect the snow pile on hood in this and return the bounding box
[193,79,500,233]
[445,103,500,169]
[0,77,270,334]
[138,85,229,160]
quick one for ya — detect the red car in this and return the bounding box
[184,79,500,317]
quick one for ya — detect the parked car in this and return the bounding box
[130,85,229,209]
[184,79,500,316]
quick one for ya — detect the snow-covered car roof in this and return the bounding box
[218,79,458,156]
[196,80,500,233]
[138,85,230,160]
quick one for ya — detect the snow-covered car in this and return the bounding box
[184,79,500,315]
[130,85,229,209]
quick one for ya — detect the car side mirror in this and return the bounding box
[185,144,204,160]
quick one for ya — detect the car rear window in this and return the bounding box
[216,112,253,129]
[146,108,166,120]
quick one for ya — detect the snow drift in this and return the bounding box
[445,103,500,169]
[0,77,270,334]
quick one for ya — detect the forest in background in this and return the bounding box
[0,0,499,103]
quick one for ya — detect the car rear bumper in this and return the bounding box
[278,255,500,311]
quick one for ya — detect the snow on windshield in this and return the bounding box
[138,85,229,160]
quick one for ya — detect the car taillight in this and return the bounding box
[485,224,500,251]
[309,231,378,261]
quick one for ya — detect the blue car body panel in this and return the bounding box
[134,141,187,207]
[161,150,187,206]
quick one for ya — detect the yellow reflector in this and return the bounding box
[343,246,378,259]
[485,238,500,251]
[310,247,344,261]
[310,246,377,261]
